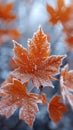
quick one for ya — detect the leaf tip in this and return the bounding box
[12,40,18,47]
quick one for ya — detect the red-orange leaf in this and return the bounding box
[46,0,72,25]
[0,79,47,127]
[0,2,16,22]
[60,65,73,109]
[12,27,65,89]
[48,95,68,123]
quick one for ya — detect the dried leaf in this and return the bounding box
[12,27,65,89]
[48,95,68,123]
[0,79,47,127]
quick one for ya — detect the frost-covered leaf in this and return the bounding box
[48,95,68,123]
[12,27,65,89]
[60,65,73,109]
[0,79,47,127]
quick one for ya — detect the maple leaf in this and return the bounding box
[60,65,73,109]
[0,79,47,127]
[12,27,65,89]
[0,2,16,22]
[46,0,71,25]
[48,95,68,123]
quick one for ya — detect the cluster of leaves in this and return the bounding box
[0,0,73,128]
[1,26,73,128]
[46,0,73,51]
[0,1,20,45]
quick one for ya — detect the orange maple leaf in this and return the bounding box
[0,79,47,127]
[48,95,68,123]
[0,2,16,22]
[60,65,73,109]
[12,27,65,89]
[46,0,72,25]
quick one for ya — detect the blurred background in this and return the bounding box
[0,0,73,130]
